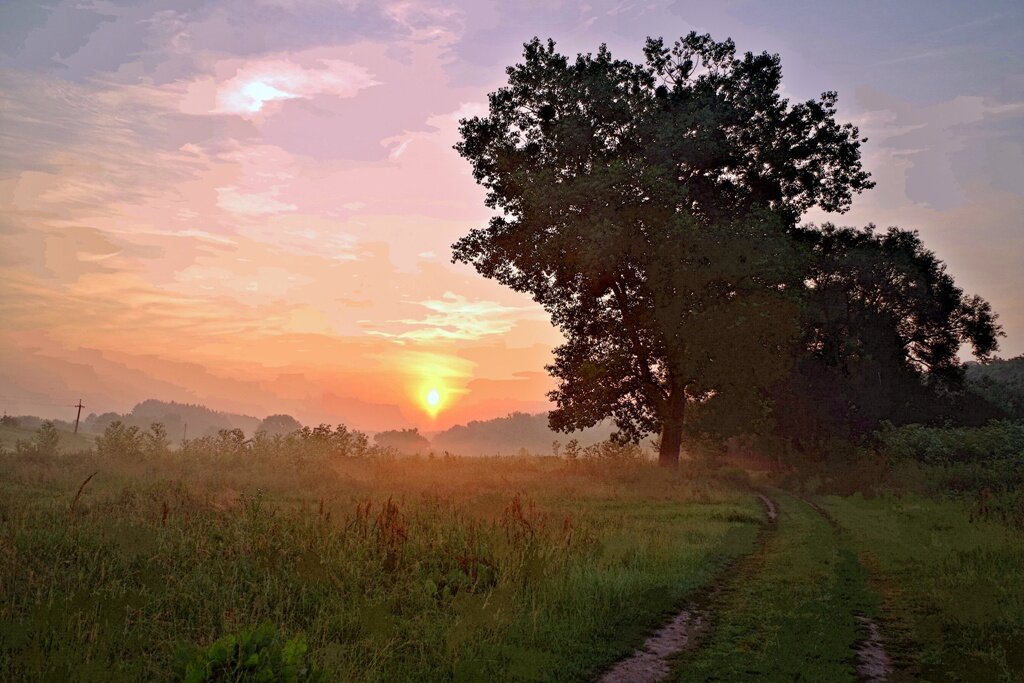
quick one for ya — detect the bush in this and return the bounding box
[181,623,322,683]
[95,420,146,457]
[35,421,60,457]
[869,421,1024,528]
[877,420,1024,465]
[14,420,61,457]
[184,423,373,460]
[373,428,430,454]
[579,439,644,462]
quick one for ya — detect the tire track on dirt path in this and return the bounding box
[595,492,778,683]
[854,613,894,682]
[800,496,894,683]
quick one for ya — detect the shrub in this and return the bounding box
[181,622,322,683]
[373,428,430,454]
[187,423,374,459]
[14,420,61,457]
[877,420,1024,465]
[95,420,145,457]
[580,439,644,462]
[35,420,60,457]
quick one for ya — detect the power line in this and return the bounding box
[0,396,84,408]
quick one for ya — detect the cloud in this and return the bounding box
[177,56,379,117]
[385,1,465,43]
[367,292,544,342]
[382,100,486,159]
[216,186,298,215]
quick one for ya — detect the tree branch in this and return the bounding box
[609,277,670,412]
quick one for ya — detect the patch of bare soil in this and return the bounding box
[855,613,894,682]
[757,493,778,521]
[596,609,705,683]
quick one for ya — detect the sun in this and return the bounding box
[426,388,440,408]
[420,386,444,417]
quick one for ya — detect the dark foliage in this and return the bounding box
[453,33,872,466]
[373,428,431,454]
[770,224,1002,451]
[257,414,304,436]
[967,355,1024,419]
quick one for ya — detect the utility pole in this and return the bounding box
[73,399,84,434]
[183,423,188,443]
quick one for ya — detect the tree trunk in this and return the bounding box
[658,386,687,468]
[658,415,683,468]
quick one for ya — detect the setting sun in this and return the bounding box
[420,385,445,417]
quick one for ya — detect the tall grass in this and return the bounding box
[0,448,761,681]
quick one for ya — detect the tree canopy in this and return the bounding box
[453,33,874,466]
[768,224,1002,451]
[258,414,304,436]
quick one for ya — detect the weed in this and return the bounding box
[180,622,323,683]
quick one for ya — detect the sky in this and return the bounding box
[1,0,1022,431]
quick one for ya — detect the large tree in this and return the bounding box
[453,34,873,466]
[770,224,1002,450]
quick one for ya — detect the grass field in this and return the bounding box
[0,451,761,681]
[1,448,1022,681]
[823,494,1024,682]
[669,491,1024,683]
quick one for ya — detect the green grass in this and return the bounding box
[823,494,1024,682]
[0,451,761,682]
[5,445,1023,681]
[673,494,877,682]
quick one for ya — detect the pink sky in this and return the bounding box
[1,1,1021,430]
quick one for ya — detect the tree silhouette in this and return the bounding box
[257,414,303,436]
[453,33,872,466]
[374,428,430,455]
[771,224,1002,450]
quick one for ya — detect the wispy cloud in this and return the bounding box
[367,292,544,342]
[179,57,379,117]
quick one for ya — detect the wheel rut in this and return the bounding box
[800,496,894,683]
[595,493,778,683]
[597,491,898,683]
[854,612,894,682]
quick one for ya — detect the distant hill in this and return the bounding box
[967,356,1024,419]
[82,399,261,444]
[430,412,618,456]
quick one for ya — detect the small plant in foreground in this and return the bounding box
[181,622,323,683]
